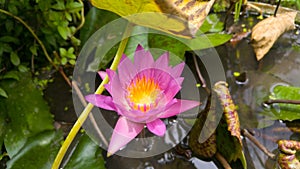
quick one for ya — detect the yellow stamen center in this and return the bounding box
[127,76,161,112]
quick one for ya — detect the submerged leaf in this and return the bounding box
[91,0,215,38]
[0,87,8,98]
[251,12,297,60]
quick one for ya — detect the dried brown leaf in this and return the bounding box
[251,12,297,61]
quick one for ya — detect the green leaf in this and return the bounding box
[5,20,14,32]
[149,33,186,66]
[80,8,120,71]
[6,130,63,169]
[61,57,68,65]
[2,43,12,52]
[205,14,224,33]
[68,59,76,65]
[124,26,149,61]
[0,72,54,157]
[217,119,247,168]
[185,33,232,50]
[52,1,65,10]
[8,4,18,15]
[58,26,69,40]
[0,109,5,152]
[65,12,72,22]
[59,48,67,57]
[199,14,224,34]
[79,7,120,44]
[2,71,20,81]
[10,52,20,66]
[64,134,105,169]
[29,45,38,56]
[18,65,28,72]
[67,2,83,12]
[266,85,300,121]
[0,87,8,98]
[0,36,20,44]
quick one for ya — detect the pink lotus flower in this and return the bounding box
[85,45,200,156]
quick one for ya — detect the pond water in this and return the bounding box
[47,12,300,169]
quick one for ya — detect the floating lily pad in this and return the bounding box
[0,72,54,157]
[64,134,105,169]
[6,130,63,169]
[267,85,300,121]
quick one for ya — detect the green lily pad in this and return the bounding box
[124,25,149,61]
[64,134,105,169]
[266,85,300,121]
[149,33,186,65]
[0,72,54,157]
[185,33,232,50]
[6,130,63,169]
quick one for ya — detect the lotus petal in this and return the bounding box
[85,94,116,111]
[146,119,166,136]
[159,99,200,118]
[107,116,144,156]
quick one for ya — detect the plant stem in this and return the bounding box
[274,0,282,17]
[234,0,243,22]
[192,53,206,88]
[263,99,300,105]
[215,152,232,169]
[74,0,85,35]
[0,9,57,70]
[51,22,134,169]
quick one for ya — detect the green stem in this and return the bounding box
[51,22,134,169]
[73,0,85,35]
[234,0,243,22]
[0,9,57,70]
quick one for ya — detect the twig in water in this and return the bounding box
[263,99,300,105]
[215,152,232,169]
[192,53,206,88]
[242,129,276,159]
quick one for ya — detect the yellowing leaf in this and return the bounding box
[91,0,215,38]
[251,12,297,61]
[214,81,242,145]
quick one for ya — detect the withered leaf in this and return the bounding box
[213,81,246,168]
[277,140,300,169]
[251,12,297,61]
[213,81,242,145]
[91,0,215,38]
